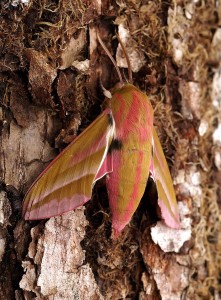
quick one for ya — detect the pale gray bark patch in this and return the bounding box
[20,210,103,300]
[0,191,11,262]
[1,114,56,191]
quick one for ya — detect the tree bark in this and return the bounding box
[0,0,220,299]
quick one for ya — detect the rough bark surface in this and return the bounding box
[0,1,220,299]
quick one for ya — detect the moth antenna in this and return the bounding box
[97,33,123,85]
[115,32,133,84]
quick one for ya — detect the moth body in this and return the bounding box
[22,34,180,235]
[22,83,180,235]
[106,84,154,236]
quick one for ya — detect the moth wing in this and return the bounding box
[150,127,180,228]
[23,109,115,220]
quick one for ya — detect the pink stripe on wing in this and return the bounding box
[158,198,181,229]
[27,194,90,220]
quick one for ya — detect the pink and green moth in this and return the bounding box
[22,34,180,237]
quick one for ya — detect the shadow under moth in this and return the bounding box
[22,34,180,238]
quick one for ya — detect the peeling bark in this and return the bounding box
[20,210,103,299]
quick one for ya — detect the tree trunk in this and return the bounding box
[0,1,220,299]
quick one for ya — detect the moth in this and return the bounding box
[23,34,180,237]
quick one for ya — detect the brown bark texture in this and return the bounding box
[0,0,220,299]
